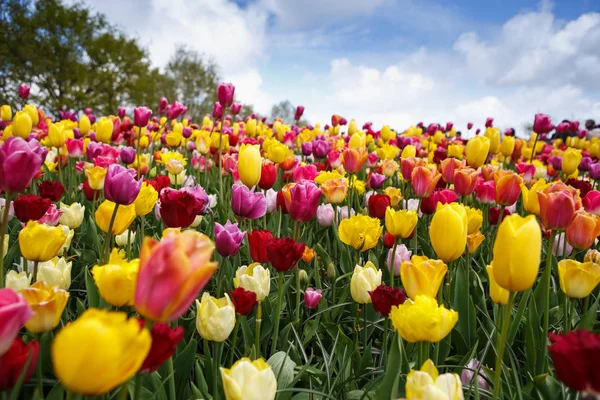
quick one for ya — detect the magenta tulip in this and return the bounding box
[134,106,152,127]
[104,164,142,205]
[18,84,30,100]
[0,288,34,356]
[215,220,246,257]
[231,184,267,219]
[289,180,322,223]
[304,288,322,309]
[533,113,553,134]
[217,83,235,108]
[0,137,43,193]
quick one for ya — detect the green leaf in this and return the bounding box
[268,351,297,390]
[452,261,476,352]
[532,374,564,400]
[378,334,401,400]
[174,339,197,399]
[577,293,599,330]
[45,383,64,400]
[357,343,373,377]
[84,267,100,308]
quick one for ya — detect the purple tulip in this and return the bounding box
[166,101,186,120]
[231,184,267,219]
[159,97,168,114]
[181,184,210,215]
[485,118,494,128]
[213,102,223,119]
[215,220,246,257]
[231,103,242,115]
[182,127,193,139]
[461,359,489,390]
[119,147,136,164]
[579,157,593,172]
[289,180,322,223]
[118,107,126,119]
[217,83,235,108]
[312,139,330,159]
[18,84,30,100]
[556,122,570,134]
[104,164,142,205]
[301,142,313,156]
[295,106,305,121]
[0,137,43,193]
[446,122,453,131]
[467,122,473,130]
[387,244,412,276]
[589,163,600,181]
[304,288,322,309]
[369,173,387,189]
[39,204,63,226]
[548,156,562,171]
[316,204,334,226]
[134,106,152,127]
[426,123,439,135]
[533,113,553,134]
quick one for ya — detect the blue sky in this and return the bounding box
[84,0,600,134]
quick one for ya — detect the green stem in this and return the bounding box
[230,318,240,366]
[382,318,389,366]
[213,341,221,400]
[413,197,423,254]
[541,230,556,372]
[255,302,262,358]
[418,341,429,367]
[270,272,284,356]
[36,333,43,398]
[32,261,39,282]
[117,381,129,400]
[127,228,132,261]
[492,292,515,400]
[0,192,12,288]
[362,304,367,352]
[103,203,120,264]
[167,356,176,400]
[390,240,398,288]
[529,134,539,164]
[133,374,144,400]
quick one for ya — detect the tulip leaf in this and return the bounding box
[452,261,477,352]
[84,267,100,308]
[532,374,564,400]
[508,289,531,345]
[268,351,297,390]
[577,293,599,330]
[174,338,197,399]
[357,343,373,376]
[45,384,64,400]
[377,333,401,400]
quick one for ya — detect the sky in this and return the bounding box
[82,0,600,134]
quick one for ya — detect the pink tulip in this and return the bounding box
[18,84,30,100]
[66,138,84,158]
[118,107,126,119]
[231,184,267,219]
[213,102,223,119]
[231,103,242,115]
[104,164,142,205]
[304,288,322,309]
[583,191,600,216]
[134,106,152,127]
[387,244,412,276]
[159,97,169,114]
[217,83,235,108]
[0,137,43,193]
[38,204,63,226]
[516,162,536,183]
[295,106,305,121]
[533,113,553,134]
[0,288,34,356]
[293,164,318,182]
[215,220,245,257]
[475,179,495,204]
[289,180,322,223]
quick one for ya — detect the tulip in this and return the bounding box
[558,260,600,298]
[411,166,441,198]
[217,83,235,108]
[19,221,67,262]
[516,162,536,182]
[247,230,273,263]
[230,287,258,316]
[486,263,510,305]
[92,249,139,307]
[562,148,582,175]
[52,309,151,395]
[159,187,205,228]
[119,146,136,164]
[368,172,386,189]
[533,113,553,134]
[406,360,464,399]
[19,281,69,333]
[493,214,541,292]
[537,184,581,230]
[475,178,495,204]
[95,200,136,235]
[234,263,271,301]
[384,186,403,207]
[368,285,406,317]
[440,158,464,184]
[215,220,246,257]
[195,292,236,342]
[38,180,65,201]
[341,147,368,174]
[13,194,51,223]
[135,230,217,322]
[0,336,39,391]
[461,359,489,391]
[238,144,262,188]
[494,170,523,206]
[0,137,43,193]
[350,262,382,304]
[95,117,113,143]
[1,105,11,122]
[368,194,391,219]
[400,255,447,300]
[429,203,468,262]
[258,162,277,190]
[220,357,277,400]
[39,204,63,226]
[288,180,322,222]
[566,211,600,250]
[304,288,322,309]
[500,136,515,158]
[134,106,152,127]
[316,204,335,226]
[12,112,32,139]
[231,184,267,219]
[86,166,107,190]
[265,237,305,272]
[320,178,348,204]
[266,141,289,164]
[104,164,142,205]
[133,182,158,216]
[390,295,458,342]
[385,208,418,238]
[583,190,600,215]
[137,321,184,373]
[0,288,34,356]
[464,206,483,234]
[5,270,30,291]
[520,179,548,216]
[338,214,382,252]
[36,257,72,290]
[465,136,490,168]
[115,229,135,247]
[386,244,412,276]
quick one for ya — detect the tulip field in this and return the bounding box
[1,82,600,400]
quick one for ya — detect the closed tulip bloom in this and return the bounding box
[411,166,441,198]
[104,164,142,205]
[368,172,387,189]
[384,186,403,207]
[317,204,335,226]
[52,309,151,395]
[238,144,262,188]
[46,123,66,148]
[220,357,277,400]
[558,260,600,298]
[231,184,267,219]
[266,142,290,164]
[494,170,523,206]
[341,147,368,174]
[533,113,553,134]
[338,214,383,252]
[79,114,91,135]
[265,237,305,272]
[215,220,246,257]
[135,231,217,322]
[562,148,582,175]
[288,180,322,222]
[86,166,107,190]
[475,178,495,204]
[92,249,139,307]
[400,255,448,300]
[486,263,509,305]
[566,211,600,250]
[195,292,236,342]
[19,221,67,262]
[247,230,273,263]
[36,257,72,290]
[95,201,136,235]
[134,106,152,128]
[350,262,382,304]
[484,127,501,154]
[439,158,464,184]
[493,214,541,292]
[0,336,39,391]
[0,137,43,193]
[583,190,600,216]
[138,321,184,373]
[406,360,464,400]
[537,184,581,230]
[1,105,11,122]
[465,136,490,168]
[5,270,31,291]
[19,281,69,333]
[160,188,206,228]
[320,178,348,204]
[12,112,32,139]
[368,194,391,219]
[430,203,468,262]
[115,229,136,247]
[95,117,113,143]
[520,179,548,216]
[500,136,516,157]
[390,295,458,343]
[133,182,158,216]
[0,288,34,356]
[385,207,418,238]
[304,288,322,309]
[217,83,235,107]
[234,263,271,302]
[401,157,422,181]
[258,162,277,190]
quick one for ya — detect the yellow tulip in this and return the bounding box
[58,201,85,228]
[401,145,417,159]
[377,143,399,160]
[448,144,464,158]
[13,111,32,139]
[349,132,367,149]
[406,359,464,400]
[467,231,485,254]
[51,309,151,395]
[486,263,509,305]
[79,114,91,135]
[133,182,158,216]
[315,170,345,185]
[86,166,107,190]
[558,260,600,298]
[195,292,236,342]
[384,186,403,207]
[220,358,277,400]
[380,125,395,142]
[2,233,8,259]
[47,123,66,148]
[36,257,72,290]
[211,132,230,152]
[484,127,500,154]
[234,263,270,302]
[266,141,289,164]
[465,136,490,168]
[350,262,382,304]
[390,295,458,343]
[465,206,483,234]
[95,201,136,235]
[19,281,69,333]
[385,207,418,238]
[5,270,31,291]
[520,179,548,216]
[92,249,139,306]
[338,214,382,252]
[320,178,348,204]
[23,104,38,126]
[429,203,468,262]
[492,214,541,292]
[500,136,515,158]
[19,221,67,262]
[381,159,399,177]
[562,148,582,176]
[352,179,366,195]
[400,255,447,300]
[238,144,262,188]
[1,104,11,122]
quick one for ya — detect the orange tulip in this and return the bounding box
[566,211,600,250]
[341,147,368,174]
[400,157,424,181]
[494,170,523,206]
[453,168,479,196]
[481,164,499,181]
[411,166,441,198]
[537,183,581,230]
[439,158,465,184]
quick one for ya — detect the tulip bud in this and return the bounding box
[327,263,336,280]
[299,269,309,288]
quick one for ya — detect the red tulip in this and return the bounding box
[248,230,273,263]
[0,337,39,391]
[266,237,305,272]
[368,285,406,317]
[258,163,277,190]
[368,194,391,219]
[38,181,66,201]
[138,321,184,373]
[538,183,581,230]
[13,194,51,223]
[230,287,258,316]
[548,330,600,393]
